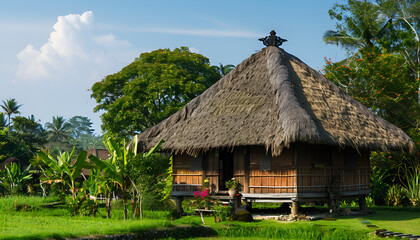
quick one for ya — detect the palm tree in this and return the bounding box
[45,116,72,143]
[0,113,7,129]
[217,63,235,76]
[1,98,23,137]
[323,0,384,50]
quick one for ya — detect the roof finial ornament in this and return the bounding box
[259,30,287,47]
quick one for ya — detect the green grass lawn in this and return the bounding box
[0,196,173,240]
[1,196,420,239]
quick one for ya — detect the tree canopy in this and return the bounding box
[323,0,419,147]
[91,47,221,137]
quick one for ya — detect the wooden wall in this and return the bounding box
[295,143,370,194]
[172,154,203,192]
[205,151,219,192]
[171,144,370,197]
[249,146,297,194]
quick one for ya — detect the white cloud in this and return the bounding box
[94,34,131,47]
[16,11,131,83]
[98,23,260,38]
[143,28,261,38]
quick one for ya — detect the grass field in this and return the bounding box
[1,196,419,239]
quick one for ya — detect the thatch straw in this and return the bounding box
[134,46,416,156]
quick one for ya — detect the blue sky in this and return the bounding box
[0,0,346,133]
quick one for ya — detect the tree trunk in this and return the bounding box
[199,210,206,225]
[122,180,127,222]
[106,193,112,218]
[139,193,143,220]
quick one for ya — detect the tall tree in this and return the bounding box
[324,0,420,105]
[1,98,22,137]
[214,63,235,76]
[68,116,94,139]
[12,115,46,156]
[376,0,419,104]
[323,0,385,50]
[323,0,420,148]
[91,47,221,137]
[0,113,6,129]
[45,116,72,143]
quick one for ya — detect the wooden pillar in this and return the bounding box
[359,196,367,212]
[246,201,253,211]
[291,201,299,216]
[175,197,184,214]
[233,194,242,213]
[244,147,250,193]
[328,198,339,213]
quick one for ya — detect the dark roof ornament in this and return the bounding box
[259,30,287,47]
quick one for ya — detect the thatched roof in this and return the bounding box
[134,46,416,156]
[70,149,110,176]
[0,157,28,171]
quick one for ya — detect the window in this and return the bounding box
[190,155,203,171]
[260,150,272,171]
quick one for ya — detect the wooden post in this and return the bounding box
[291,201,299,216]
[175,197,184,215]
[234,194,241,213]
[359,196,367,212]
[244,147,250,193]
[246,201,253,211]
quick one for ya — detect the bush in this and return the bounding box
[366,196,375,207]
[370,166,390,206]
[213,204,232,222]
[141,193,176,211]
[386,184,409,206]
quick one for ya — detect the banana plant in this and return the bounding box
[37,149,89,215]
[0,163,32,195]
[82,168,102,217]
[89,137,132,221]
[89,136,164,221]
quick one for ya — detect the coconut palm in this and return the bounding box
[323,0,384,50]
[45,116,72,143]
[0,113,7,129]
[1,98,22,137]
[217,63,235,76]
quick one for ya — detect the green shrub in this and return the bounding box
[386,184,408,206]
[213,204,232,222]
[141,193,176,211]
[366,196,375,207]
[370,166,390,206]
[404,164,420,207]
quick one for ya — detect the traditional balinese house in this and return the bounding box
[133,31,416,214]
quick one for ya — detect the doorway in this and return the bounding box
[219,149,234,190]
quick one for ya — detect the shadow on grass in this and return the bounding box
[1,226,218,240]
[366,208,420,221]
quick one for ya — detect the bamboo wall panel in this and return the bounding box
[296,145,371,194]
[249,169,297,193]
[233,147,247,192]
[173,154,203,192]
[204,151,219,192]
[249,146,297,194]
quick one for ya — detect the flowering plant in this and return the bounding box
[190,188,212,224]
[225,178,242,190]
[193,188,210,200]
[202,178,210,189]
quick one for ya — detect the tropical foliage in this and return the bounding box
[324,0,420,207]
[0,98,22,137]
[0,162,32,195]
[91,47,222,137]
